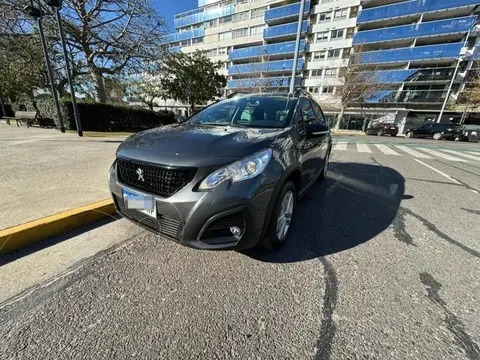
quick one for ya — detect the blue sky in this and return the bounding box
[154,0,198,31]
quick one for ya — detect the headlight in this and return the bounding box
[199,149,273,190]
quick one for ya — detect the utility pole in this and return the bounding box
[54,7,83,136]
[289,0,306,95]
[37,17,65,132]
[23,3,65,132]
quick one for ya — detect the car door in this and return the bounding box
[297,97,329,187]
[415,124,431,137]
[310,99,330,167]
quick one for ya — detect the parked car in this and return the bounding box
[109,92,332,251]
[365,122,398,136]
[405,123,463,140]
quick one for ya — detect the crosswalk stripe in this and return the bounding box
[334,142,347,151]
[374,144,400,156]
[394,146,432,159]
[356,143,372,153]
[467,151,480,156]
[416,148,470,162]
[440,149,480,162]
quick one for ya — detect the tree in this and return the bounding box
[126,63,168,110]
[160,51,227,114]
[456,61,480,123]
[329,46,383,130]
[60,0,166,103]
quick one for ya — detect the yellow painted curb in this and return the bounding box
[0,199,116,255]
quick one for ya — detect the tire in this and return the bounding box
[391,134,397,137]
[377,130,384,137]
[318,150,330,181]
[406,131,414,138]
[433,132,442,140]
[264,181,296,250]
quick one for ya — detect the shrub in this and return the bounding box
[34,99,176,131]
[0,103,14,117]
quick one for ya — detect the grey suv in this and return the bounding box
[108,92,332,250]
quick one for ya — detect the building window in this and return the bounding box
[219,31,232,40]
[204,48,217,57]
[233,11,249,22]
[204,20,216,28]
[322,86,335,94]
[324,68,337,78]
[181,40,190,46]
[193,37,204,44]
[350,6,359,18]
[328,49,341,58]
[318,11,332,23]
[313,51,326,61]
[331,29,344,39]
[342,48,351,58]
[334,9,348,21]
[251,8,265,18]
[219,47,227,55]
[311,69,322,78]
[316,32,329,42]
[250,25,264,35]
[310,87,320,94]
[233,28,248,38]
[219,15,232,24]
[346,27,355,39]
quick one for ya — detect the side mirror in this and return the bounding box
[306,123,329,138]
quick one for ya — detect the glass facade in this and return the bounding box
[265,1,311,23]
[359,43,463,64]
[228,40,306,60]
[367,68,456,83]
[228,59,304,75]
[174,5,235,29]
[354,16,477,44]
[358,0,480,23]
[263,21,308,40]
[365,90,448,104]
[163,28,205,43]
[228,77,302,88]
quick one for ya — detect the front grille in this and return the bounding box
[115,195,183,241]
[200,212,245,242]
[117,158,196,198]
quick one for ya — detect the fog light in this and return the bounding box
[230,226,241,237]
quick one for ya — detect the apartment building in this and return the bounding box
[162,0,480,130]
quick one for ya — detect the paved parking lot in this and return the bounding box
[1,135,479,359]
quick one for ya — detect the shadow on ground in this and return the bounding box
[243,162,407,263]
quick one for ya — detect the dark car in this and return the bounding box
[405,123,463,140]
[108,92,332,250]
[365,122,398,136]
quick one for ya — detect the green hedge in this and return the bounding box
[0,103,14,117]
[34,98,176,131]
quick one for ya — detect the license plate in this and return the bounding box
[122,189,156,218]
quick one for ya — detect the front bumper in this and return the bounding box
[108,161,276,250]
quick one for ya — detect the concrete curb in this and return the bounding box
[0,199,116,255]
[332,131,366,136]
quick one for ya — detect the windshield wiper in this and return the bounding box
[196,122,231,126]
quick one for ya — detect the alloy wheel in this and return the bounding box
[276,190,294,241]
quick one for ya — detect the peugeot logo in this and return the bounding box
[136,168,144,182]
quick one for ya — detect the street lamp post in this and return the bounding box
[289,0,306,95]
[437,21,480,123]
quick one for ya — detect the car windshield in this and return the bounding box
[188,95,297,128]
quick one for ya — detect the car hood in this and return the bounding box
[116,123,288,167]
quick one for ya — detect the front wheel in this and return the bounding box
[265,181,296,250]
[433,132,442,140]
[406,131,414,138]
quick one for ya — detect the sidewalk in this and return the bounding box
[0,124,126,230]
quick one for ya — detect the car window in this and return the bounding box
[299,98,317,124]
[311,99,327,125]
[189,96,296,128]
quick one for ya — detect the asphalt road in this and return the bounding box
[1,135,480,359]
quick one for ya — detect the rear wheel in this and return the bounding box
[265,181,296,250]
[391,134,397,137]
[377,130,384,137]
[433,132,442,140]
[406,131,414,138]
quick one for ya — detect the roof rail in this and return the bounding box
[227,91,247,99]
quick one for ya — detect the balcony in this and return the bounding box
[229,40,306,61]
[265,1,311,25]
[365,90,448,104]
[354,16,476,44]
[163,28,205,44]
[359,43,463,64]
[228,59,304,75]
[228,77,302,89]
[174,5,234,29]
[358,0,479,24]
[264,21,308,41]
[368,68,455,83]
